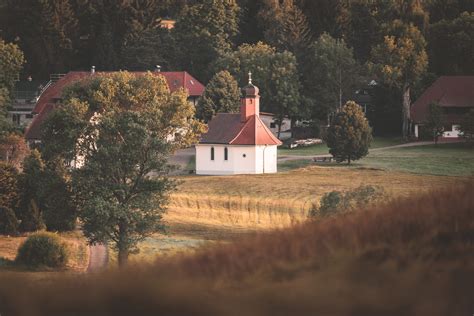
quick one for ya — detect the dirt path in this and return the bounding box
[87,243,108,272]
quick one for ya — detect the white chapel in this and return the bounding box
[195,74,282,175]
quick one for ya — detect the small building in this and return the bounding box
[7,78,46,128]
[259,112,291,140]
[25,69,204,145]
[195,75,282,175]
[411,76,474,138]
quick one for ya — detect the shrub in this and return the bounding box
[15,232,69,269]
[0,206,18,235]
[310,185,385,217]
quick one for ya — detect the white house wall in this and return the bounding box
[195,144,278,175]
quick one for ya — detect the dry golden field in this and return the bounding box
[166,166,467,233]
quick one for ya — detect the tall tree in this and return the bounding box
[428,12,474,75]
[326,101,372,164]
[173,0,240,82]
[16,150,46,232]
[42,72,205,265]
[296,0,346,38]
[303,33,362,123]
[0,38,24,134]
[121,27,175,71]
[93,16,119,71]
[259,0,312,56]
[215,42,302,132]
[0,133,29,169]
[427,0,473,23]
[370,20,428,139]
[196,70,240,122]
[1,0,78,78]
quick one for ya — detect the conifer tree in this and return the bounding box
[173,0,240,81]
[196,71,240,122]
[1,0,77,77]
[121,27,173,71]
[16,150,46,232]
[93,16,119,71]
[326,101,372,164]
[259,0,312,55]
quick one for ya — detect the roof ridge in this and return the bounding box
[255,115,282,145]
[229,116,255,144]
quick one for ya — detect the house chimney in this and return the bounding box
[91,66,95,74]
[240,71,260,122]
[155,65,161,72]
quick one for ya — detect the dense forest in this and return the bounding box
[0,0,473,135]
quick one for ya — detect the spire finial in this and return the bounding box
[248,71,252,84]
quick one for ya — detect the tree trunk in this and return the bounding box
[118,247,129,267]
[117,222,129,267]
[347,156,351,165]
[290,117,296,138]
[277,122,282,139]
[402,84,411,139]
[339,68,342,109]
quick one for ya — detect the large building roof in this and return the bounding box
[200,113,282,146]
[25,71,205,140]
[411,76,474,123]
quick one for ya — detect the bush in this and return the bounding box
[310,185,385,217]
[0,206,19,235]
[15,232,69,269]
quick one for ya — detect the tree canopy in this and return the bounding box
[196,70,240,122]
[215,42,301,125]
[303,33,362,122]
[326,101,372,164]
[41,71,205,265]
[370,20,428,138]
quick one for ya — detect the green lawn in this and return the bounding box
[293,142,473,176]
[278,137,404,157]
[358,143,474,176]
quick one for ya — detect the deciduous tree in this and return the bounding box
[303,33,361,123]
[216,42,301,135]
[42,72,205,266]
[326,101,372,164]
[370,20,428,139]
[0,133,29,170]
[428,12,474,75]
[0,39,25,131]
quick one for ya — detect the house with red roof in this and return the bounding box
[195,74,282,175]
[25,69,204,143]
[411,76,474,138]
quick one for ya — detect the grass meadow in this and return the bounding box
[1,183,473,315]
[137,141,472,262]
